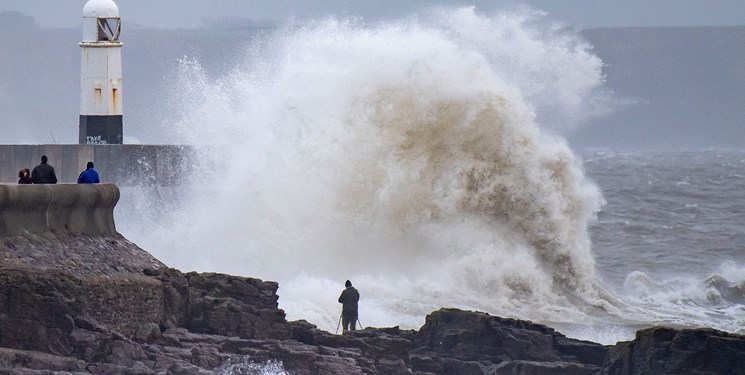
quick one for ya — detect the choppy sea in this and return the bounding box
[114,9,745,351]
[577,149,745,340]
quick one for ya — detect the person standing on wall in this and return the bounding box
[31,155,57,184]
[77,161,100,184]
[338,280,360,334]
[17,168,32,184]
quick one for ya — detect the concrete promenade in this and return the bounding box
[0,144,196,186]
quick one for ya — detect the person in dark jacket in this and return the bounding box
[338,280,360,333]
[77,161,100,184]
[17,168,32,184]
[31,155,57,184]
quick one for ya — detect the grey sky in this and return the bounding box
[1,1,743,150]
[1,0,744,29]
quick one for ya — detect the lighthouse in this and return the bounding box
[79,0,123,145]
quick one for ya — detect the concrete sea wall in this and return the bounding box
[0,144,197,186]
[0,183,120,236]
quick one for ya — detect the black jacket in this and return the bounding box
[31,163,57,184]
[338,287,360,314]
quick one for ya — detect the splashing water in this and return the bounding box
[216,358,290,375]
[121,8,642,343]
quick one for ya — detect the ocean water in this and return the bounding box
[580,149,745,341]
[115,7,745,347]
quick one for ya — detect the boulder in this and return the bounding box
[605,326,745,374]
[410,308,607,374]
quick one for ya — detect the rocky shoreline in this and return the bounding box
[1,231,743,374]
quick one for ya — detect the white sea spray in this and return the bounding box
[120,7,633,343]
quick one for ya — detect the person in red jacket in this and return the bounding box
[17,168,32,184]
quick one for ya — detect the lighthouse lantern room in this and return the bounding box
[79,0,123,145]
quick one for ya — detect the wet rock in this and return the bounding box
[2,230,745,374]
[605,326,745,374]
[134,323,162,344]
[410,308,606,375]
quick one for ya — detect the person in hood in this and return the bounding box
[338,280,360,333]
[17,168,32,184]
[77,161,100,184]
[31,155,57,184]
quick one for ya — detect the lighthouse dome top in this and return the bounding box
[83,0,119,18]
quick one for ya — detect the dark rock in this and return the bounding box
[2,229,745,374]
[493,360,602,375]
[411,307,607,373]
[605,326,745,374]
[0,268,81,354]
[0,347,86,372]
[134,323,162,344]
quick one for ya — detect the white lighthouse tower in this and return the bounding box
[79,0,123,144]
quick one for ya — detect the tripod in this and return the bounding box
[336,312,363,334]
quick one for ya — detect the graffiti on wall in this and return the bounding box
[86,135,108,145]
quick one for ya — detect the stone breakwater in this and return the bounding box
[0,185,744,374]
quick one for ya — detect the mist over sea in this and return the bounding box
[111,8,745,346]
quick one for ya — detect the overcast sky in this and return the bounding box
[1,0,744,30]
